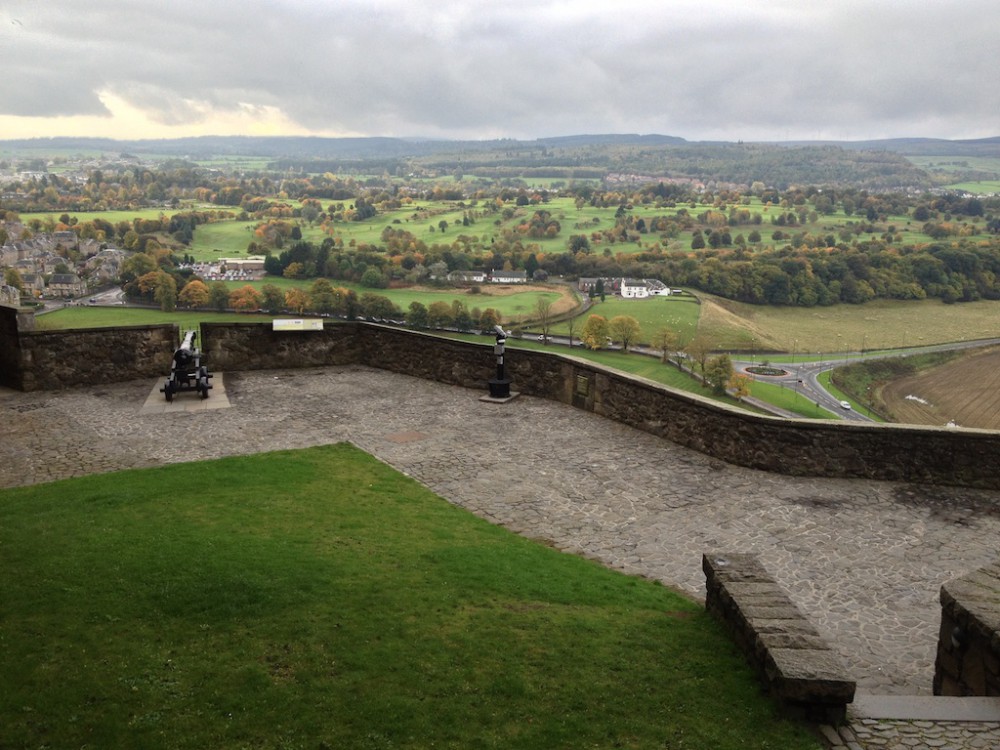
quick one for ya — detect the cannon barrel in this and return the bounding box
[162,329,212,401]
[179,330,197,352]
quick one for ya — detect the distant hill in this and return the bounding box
[3,133,998,189]
[781,136,1000,157]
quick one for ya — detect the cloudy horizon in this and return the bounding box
[1,0,997,143]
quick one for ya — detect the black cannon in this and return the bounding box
[160,330,212,402]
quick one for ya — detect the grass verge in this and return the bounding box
[0,444,821,749]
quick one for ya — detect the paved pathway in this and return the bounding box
[3,366,1000,748]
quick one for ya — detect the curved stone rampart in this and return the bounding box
[5,306,1000,490]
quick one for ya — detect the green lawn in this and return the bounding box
[0,444,821,750]
[33,307,273,332]
[550,295,701,345]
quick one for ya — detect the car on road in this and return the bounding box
[839,400,852,410]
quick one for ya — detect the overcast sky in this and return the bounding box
[1,0,996,143]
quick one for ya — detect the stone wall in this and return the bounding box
[934,562,1000,696]
[7,315,1000,490]
[0,305,177,391]
[0,304,22,389]
[703,552,856,723]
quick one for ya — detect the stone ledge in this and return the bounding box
[704,552,856,723]
[935,562,1000,696]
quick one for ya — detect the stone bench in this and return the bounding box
[703,552,856,723]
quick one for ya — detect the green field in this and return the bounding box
[695,294,1000,354]
[33,307,273,333]
[0,444,820,750]
[549,295,701,344]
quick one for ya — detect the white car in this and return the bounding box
[839,400,852,410]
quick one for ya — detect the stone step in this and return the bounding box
[850,694,1000,722]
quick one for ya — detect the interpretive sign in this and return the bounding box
[272,319,324,331]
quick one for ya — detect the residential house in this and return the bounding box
[85,248,127,283]
[489,270,528,284]
[447,270,487,284]
[47,273,86,298]
[19,273,44,297]
[620,278,650,299]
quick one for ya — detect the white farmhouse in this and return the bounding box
[620,278,650,299]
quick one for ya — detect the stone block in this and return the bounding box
[765,647,856,703]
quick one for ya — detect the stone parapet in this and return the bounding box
[703,552,856,723]
[5,312,1000,490]
[935,562,1000,696]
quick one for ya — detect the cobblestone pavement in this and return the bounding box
[3,366,1000,748]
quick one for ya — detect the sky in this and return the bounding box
[1,0,997,144]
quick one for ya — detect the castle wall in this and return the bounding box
[5,313,1000,491]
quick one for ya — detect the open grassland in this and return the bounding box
[16,207,197,225]
[693,294,1000,354]
[0,444,820,750]
[946,180,1000,194]
[882,346,1000,429]
[552,295,701,345]
[168,193,988,262]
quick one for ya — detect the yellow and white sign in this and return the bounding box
[272,318,324,331]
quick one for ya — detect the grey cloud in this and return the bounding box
[0,0,996,140]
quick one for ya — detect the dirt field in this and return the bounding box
[882,347,1000,429]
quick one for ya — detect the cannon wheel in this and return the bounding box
[198,376,210,399]
[163,380,174,402]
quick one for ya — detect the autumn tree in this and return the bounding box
[407,301,429,328]
[208,281,230,311]
[478,307,502,333]
[684,335,714,378]
[309,278,337,313]
[153,271,177,312]
[260,283,285,313]
[565,314,578,347]
[427,300,453,328]
[653,326,678,364]
[580,314,609,350]
[703,354,735,395]
[4,267,24,292]
[178,279,209,309]
[451,300,474,331]
[229,284,263,313]
[360,292,400,320]
[120,252,157,285]
[285,288,310,314]
[534,296,554,341]
[729,371,751,401]
[608,315,641,352]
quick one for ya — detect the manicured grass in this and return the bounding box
[0,444,821,750]
[32,306,273,332]
[550,295,701,345]
[747,379,836,420]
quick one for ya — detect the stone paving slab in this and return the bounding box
[138,372,231,415]
[850,694,1000,721]
[3,365,1000,749]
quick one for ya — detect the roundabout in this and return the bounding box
[744,365,788,377]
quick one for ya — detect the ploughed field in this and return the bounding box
[882,347,1000,429]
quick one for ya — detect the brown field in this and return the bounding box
[882,347,1000,429]
[696,294,1000,354]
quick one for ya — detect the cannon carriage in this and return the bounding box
[160,330,212,402]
